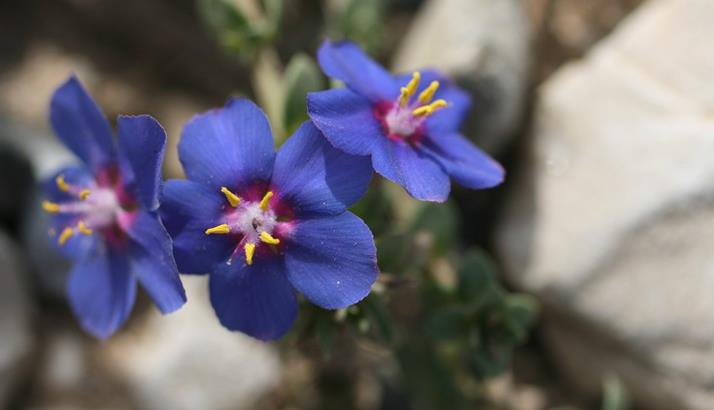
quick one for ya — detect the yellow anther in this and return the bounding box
[412,106,430,117]
[412,99,448,117]
[205,224,230,235]
[42,200,61,214]
[220,187,241,207]
[58,227,74,246]
[406,72,421,95]
[259,191,273,211]
[77,221,93,235]
[399,71,421,107]
[79,189,91,200]
[244,243,256,265]
[259,231,280,245]
[398,87,410,107]
[56,175,71,192]
[418,80,440,104]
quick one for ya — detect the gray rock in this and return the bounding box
[0,231,34,405]
[0,117,76,297]
[0,143,33,225]
[392,0,531,154]
[101,276,281,410]
[497,1,714,408]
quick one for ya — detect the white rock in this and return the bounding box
[392,0,531,153]
[103,276,281,410]
[497,0,714,408]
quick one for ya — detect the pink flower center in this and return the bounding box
[204,185,295,267]
[42,167,136,248]
[374,71,449,144]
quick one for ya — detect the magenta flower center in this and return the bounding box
[375,71,449,144]
[42,169,135,247]
[205,187,293,266]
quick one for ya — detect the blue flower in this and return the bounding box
[160,98,378,340]
[42,75,186,339]
[307,40,505,202]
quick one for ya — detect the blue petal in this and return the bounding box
[51,224,98,262]
[66,246,136,339]
[396,70,472,134]
[49,75,115,174]
[425,84,471,135]
[160,179,234,274]
[422,133,505,189]
[271,121,372,217]
[43,164,95,202]
[116,115,167,211]
[124,211,186,314]
[372,140,451,202]
[178,98,275,189]
[317,40,398,102]
[284,212,378,309]
[307,88,384,156]
[210,258,297,340]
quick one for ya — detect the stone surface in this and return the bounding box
[0,116,77,298]
[392,0,531,153]
[0,231,34,405]
[497,1,714,409]
[102,276,281,410]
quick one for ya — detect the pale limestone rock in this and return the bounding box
[497,1,714,408]
[102,276,281,410]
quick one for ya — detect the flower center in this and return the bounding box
[376,71,449,143]
[42,172,129,247]
[204,187,289,266]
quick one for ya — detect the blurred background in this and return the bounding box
[1,0,712,409]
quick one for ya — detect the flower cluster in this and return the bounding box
[42,40,503,340]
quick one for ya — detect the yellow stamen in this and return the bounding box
[220,187,241,207]
[77,221,93,235]
[399,71,421,107]
[42,200,61,214]
[79,189,91,200]
[418,80,440,104]
[412,99,448,117]
[259,191,273,211]
[244,243,255,265]
[58,227,74,246]
[56,175,70,192]
[205,224,230,235]
[259,231,280,245]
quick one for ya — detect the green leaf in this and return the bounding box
[468,348,510,379]
[425,306,470,342]
[253,49,285,142]
[409,202,459,256]
[327,0,386,54]
[363,295,394,343]
[602,374,630,410]
[349,182,393,237]
[259,0,284,36]
[397,343,467,410]
[282,53,325,135]
[501,294,538,343]
[198,0,262,58]
[198,0,249,34]
[457,250,499,307]
[376,232,412,273]
[316,315,335,359]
